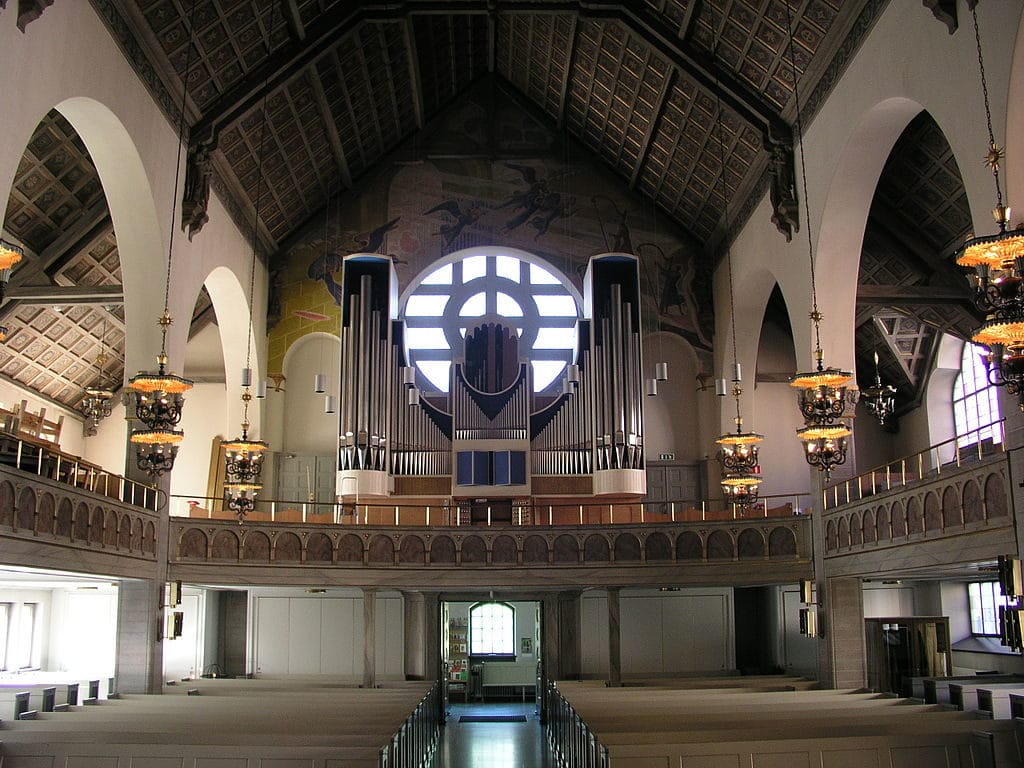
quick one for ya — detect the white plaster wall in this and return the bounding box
[862,584,916,618]
[171,382,228,517]
[580,588,735,678]
[281,334,341,456]
[642,333,701,462]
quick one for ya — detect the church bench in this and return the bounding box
[949,680,1024,713]
[975,685,1024,719]
[923,674,1022,704]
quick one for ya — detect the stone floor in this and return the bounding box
[429,701,555,767]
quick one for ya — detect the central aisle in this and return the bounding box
[429,701,554,767]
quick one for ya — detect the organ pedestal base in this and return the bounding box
[593,468,646,496]
[337,469,392,498]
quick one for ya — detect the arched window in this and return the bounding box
[953,343,1001,448]
[469,602,515,657]
[401,248,580,394]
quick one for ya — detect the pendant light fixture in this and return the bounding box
[127,0,196,477]
[709,42,764,512]
[223,4,277,521]
[783,2,852,480]
[955,6,1024,410]
[82,315,115,436]
[860,350,897,427]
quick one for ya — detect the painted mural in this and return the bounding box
[267,85,712,378]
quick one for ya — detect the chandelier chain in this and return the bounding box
[243,1,280,426]
[162,0,199,355]
[972,6,1005,216]
[784,1,821,359]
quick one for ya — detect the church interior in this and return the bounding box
[2,0,1024,765]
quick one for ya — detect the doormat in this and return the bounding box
[459,715,528,723]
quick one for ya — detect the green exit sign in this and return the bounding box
[658,453,675,460]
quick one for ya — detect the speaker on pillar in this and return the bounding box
[998,555,1023,599]
[799,579,814,605]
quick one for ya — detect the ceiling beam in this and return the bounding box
[630,68,675,189]
[3,285,125,306]
[308,72,353,189]
[403,17,426,130]
[282,0,306,41]
[189,1,787,152]
[556,12,580,130]
[856,284,973,306]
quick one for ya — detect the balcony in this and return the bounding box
[820,424,1013,578]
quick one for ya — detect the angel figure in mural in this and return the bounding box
[591,195,634,253]
[497,163,573,238]
[307,217,401,306]
[423,200,485,246]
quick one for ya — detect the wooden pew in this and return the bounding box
[976,685,1024,719]
[922,674,1022,705]
[950,679,1024,713]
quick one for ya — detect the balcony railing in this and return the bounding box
[0,432,160,512]
[174,491,813,527]
[823,421,1005,511]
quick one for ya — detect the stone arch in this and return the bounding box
[552,534,579,564]
[584,534,610,562]
[179,528,207,559]
[523,535,549,564]
[281,332,341,458]
[924,491,942,531]
[398,535,425,564]
[963,480,983,523]
[906,497,923,535]
[338,533,365,563]
[814,98,927,367]
[491,535,517,564]
[676,531,703,560]
[242,531,271,561]
[367,535,394,565]
[143,521,156,553]
[645,531,672,561]
[826,520,837,551]
[0,480,12,527]
[875,506,890,541]
[56,497,72,538]
[460,535,487,565]
[131,518,143,551]
[942,485,961,527]
[306,532,334,563]
[849,513,862,546]
[891,501,907,537]
[985,473,1008,518]
[36,492,55,535]
[274,532,302,562]
[211,530,240,560]
[117,514,131,548]
[862,509,876,543]
[768,527,797,557]
[51,98,167,381]
[837,517,850,549]
[613,533,641,562]
[89,506,104,544]
[73,501,89,541]
[16,487,35,531]
[429,535,456,564]
[103,510,118,546]
[737,529,766,559]
[706,530,734,560]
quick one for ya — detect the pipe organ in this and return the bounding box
[336,252,646,502]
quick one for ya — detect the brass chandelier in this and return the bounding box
[127,0,197,476]
[860,350,896,427]
[782,3,852,479]
[955,6,1024,409]
[82,317,115,436]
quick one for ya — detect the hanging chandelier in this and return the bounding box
[0,238,24,271]
[780,5,852,480]
[955,7,1024,409]
[82,317,114,436]
[860,350,896,426]
[224,4,276,521]
[223,382,268,522]
[715,368,763,511]
[128,1,197,476]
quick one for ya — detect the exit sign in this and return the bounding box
[658,453,675,460]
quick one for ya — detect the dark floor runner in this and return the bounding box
[459,715,528,723]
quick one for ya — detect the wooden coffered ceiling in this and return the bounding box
[0,1,983,427]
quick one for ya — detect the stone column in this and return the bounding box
[363,588,377,688]
[401,590,439,680]
[818,576,866,689]
[607,588,622,686]
[114,465,169,695]
[542,595,561,682]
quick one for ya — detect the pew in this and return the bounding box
[922,674,1022,705]
[976,685,1024,719]
[950,679,1024,713]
